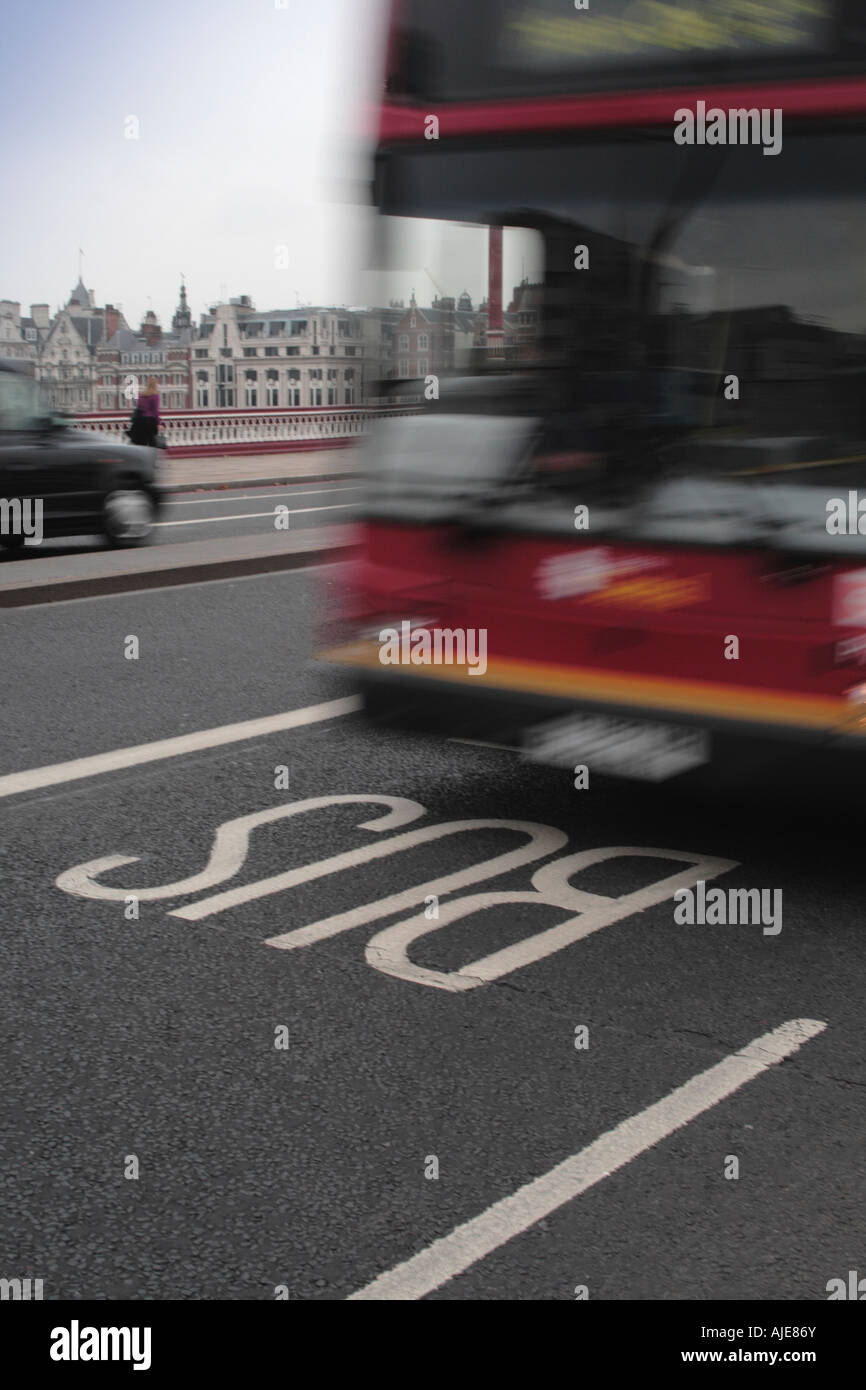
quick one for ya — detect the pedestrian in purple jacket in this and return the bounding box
[128,377,161,446]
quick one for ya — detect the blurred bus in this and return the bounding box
[320,0,866,782]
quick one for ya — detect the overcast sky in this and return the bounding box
[2,0,389,326]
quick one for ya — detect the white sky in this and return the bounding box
[2,0,390,327]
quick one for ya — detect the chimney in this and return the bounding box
[140,310,161,347]
[30,304,50,329]
[487,226,504,358]
[105,304,120,342]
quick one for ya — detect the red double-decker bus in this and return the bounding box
[320,0,866,783]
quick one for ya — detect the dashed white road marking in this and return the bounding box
[164,488,359,506]
[0,697,360,799]
[155,503,359,527]
[349,1018,826,1301]
[449,737,518,753]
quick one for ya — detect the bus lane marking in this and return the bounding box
[56,795,426,901]
[177,816,568,925]
[348,1018,827,1300]
[364,845,738,990]
[56,797,738,989]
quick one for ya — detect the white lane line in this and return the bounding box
[165,488,360,506]
[349,1018,826,1301]
[449,737,519,753]
[0,697,360,799]
[155,503,360,527]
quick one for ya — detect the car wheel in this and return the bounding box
[102,488,155,547]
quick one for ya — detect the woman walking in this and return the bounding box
[128,376,161,446]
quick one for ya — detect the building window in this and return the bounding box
[329,346,335,355]
[217,386,236,407]
[418,358,428,376]
[223,324,228,346]
[399,359,409,376]
[344,346,356,356]
[399,335,409,350]
[269,322,285,337]
[285,346,299,356]
[327,387,337,405]
[310,386,322,406]
[418,334,428,349]
[195,348,208,358]
[244,369,258,407]
[309,368,322,380]
[243,347,258,357]
[196,386,209,407]
[344,387,355,404]
[288,387,300,406]
[327,369,338,380]
[344,369,355,382]
[312,346,320,356]
[217,364,235,384]
[264,346,278,357]
[291,320,307,336]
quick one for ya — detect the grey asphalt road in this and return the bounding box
[2,481,360,560]
[0,567,863,1301]
[154,482,361,544]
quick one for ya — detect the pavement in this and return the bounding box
[0,524,356,606]
[158,447,355,493]
[1,566,863,1302]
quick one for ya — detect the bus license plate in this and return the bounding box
[523,713,710,781]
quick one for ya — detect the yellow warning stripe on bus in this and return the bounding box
[319,641,863,735]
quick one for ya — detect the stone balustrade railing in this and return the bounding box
[71,406,383,456]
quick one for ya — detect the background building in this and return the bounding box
[389,280,543,380]
[35,279,125,411]
[96,283,193,411]
[3,265,545,415]
[0,299,49,367]
[191,297,365,411]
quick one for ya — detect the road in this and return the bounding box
[1,566,863,1301]
[5,480,360,558]
[155,482,360,544]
